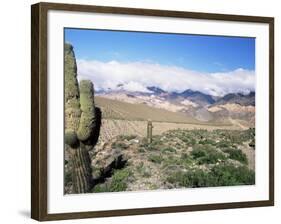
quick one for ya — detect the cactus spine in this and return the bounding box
[64,43,97,193]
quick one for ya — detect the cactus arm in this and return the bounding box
[77,80,96,142]
[64,43,81,134]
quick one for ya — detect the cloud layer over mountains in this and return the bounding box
[77,59,255,96]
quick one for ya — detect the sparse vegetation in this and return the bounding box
[112,141,128,150]
[67,117,255,193]
[222,148,248,164]
[89,128,255,192]
[136,162,152,178]
[161,146,177,153]
[92,168,133,192]
[148,154,163,164]
[191,145,226,164]
[166,164,255,187]
[117,135,137,141]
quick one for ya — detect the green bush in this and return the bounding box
[166,164,255,188]
[91,184,110,193]
[211,164,255,186]
[148,154,163,164]
[216,140,232,148]
[139,138,160,151]
[191,146,206,159]
[198,139,216,145]
[162,156,182,167]
[109,169,132,191]
[166,169,217,187]
[191,145,226,164]
[92,168,133,193]
[136,162,152,178]
[222,148,248,164]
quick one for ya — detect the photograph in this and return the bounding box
[64,28,256,194]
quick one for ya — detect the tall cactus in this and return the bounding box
[147,120,153,144]
[64,43,100,193]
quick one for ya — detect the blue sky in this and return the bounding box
[65,28,255,73]
[64,28,255,96]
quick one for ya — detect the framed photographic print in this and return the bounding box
[31,2,274,221]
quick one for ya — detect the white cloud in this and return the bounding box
[77,59,255,96]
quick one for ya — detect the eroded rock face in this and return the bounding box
[91,141,127,182]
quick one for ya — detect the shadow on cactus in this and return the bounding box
[64,43,102,194]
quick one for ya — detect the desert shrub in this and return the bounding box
[166,170,217,188]
[191,146,206,159]
[117,135,137,141]
[109,169,132,191]
[183,154,194,165]
[92,168,133,193]
[180,152,189,160]
[139,137,161,151]
[148,154,163,164]
[148,183,158,190]
[197,152,226,165]
[211,164,255,186]
[221,128,255,144]
[139,139,149,148]
[166,171,187,186]
[150,136,163,146]
[162,156,182,167]
[112,141,128,150]
[91,183,110,193]
[161,147,176,153]
[146,145,158,151]
[191,145,226,164]
[216,140,232,148]
[136,162,152,178]
[166,164,255,188]
[198,139,216,145]
[180,136,196,145]
[222,148,248,164]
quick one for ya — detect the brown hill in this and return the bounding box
[95,96,230,126]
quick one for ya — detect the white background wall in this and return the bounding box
[0,0,280,223]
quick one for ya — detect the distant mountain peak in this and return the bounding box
[215,91,255,106]
[179,89,215,105]
[146,86,167,95]
[116,83,124,88]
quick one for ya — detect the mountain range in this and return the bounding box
[96,85,255,126]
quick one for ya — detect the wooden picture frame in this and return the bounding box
[31,2,274,221]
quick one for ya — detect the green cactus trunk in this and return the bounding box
[64,43,100,194]
[147,120,153,144]
[71,145,92,193]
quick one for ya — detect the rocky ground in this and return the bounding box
[64,128,255,194]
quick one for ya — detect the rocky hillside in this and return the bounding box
[86,128,255,193]
[95,96,227,125]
